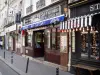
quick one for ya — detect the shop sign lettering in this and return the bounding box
[90,3,100,12]
[32,5,61,22]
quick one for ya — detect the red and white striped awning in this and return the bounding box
[60,15,92,30]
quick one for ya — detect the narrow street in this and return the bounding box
[0,60,19,75]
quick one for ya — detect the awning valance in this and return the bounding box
[60,14,93,30]
[21,15,65,30]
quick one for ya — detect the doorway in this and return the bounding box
[34,30,44,58]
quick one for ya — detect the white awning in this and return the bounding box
[60,14,93,30]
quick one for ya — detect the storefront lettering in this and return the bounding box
[32,5,60,22]
[90,3,100,11]
[24,5,61,25]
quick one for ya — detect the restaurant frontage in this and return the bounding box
[21,14,64,64]
[21,1,68,65]
[60,0,100,74]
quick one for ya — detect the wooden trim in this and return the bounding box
[56,28,57,50]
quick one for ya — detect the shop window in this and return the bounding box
[45,29,51,48]
[90,32,99,60]
[26,32,32,47]
[81,32,88,58]
[80,27,100,60]
[45,27,60,50]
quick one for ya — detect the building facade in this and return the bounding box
[0,0,8,49]
[0,0,22,54]
[21,0,68,68]
[60,0,100,74]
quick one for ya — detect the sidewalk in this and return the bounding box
[0,49,74,75]
[0,56,27,75]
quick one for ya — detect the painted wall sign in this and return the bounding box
[32,5,61,22]
[24,5,61,25]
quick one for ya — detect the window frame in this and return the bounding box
[79,28,100,60]
[45,26,60,51]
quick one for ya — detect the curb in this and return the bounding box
[0,56,27,75]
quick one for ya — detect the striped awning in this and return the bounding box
[60,15,92,30]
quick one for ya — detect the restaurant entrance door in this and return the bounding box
[34,30,44,57]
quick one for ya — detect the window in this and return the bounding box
[90,32,99,60]
[36,0,45,10]
[81,32,88,58]
[34,31,44,48]
[80,27,100,60]
[26,5,33,14]
[45,26,60,50]
[26,32,32,47]
[45,29,51,48]
[52,28,56,49]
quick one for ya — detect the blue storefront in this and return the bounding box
[21,13,65,64]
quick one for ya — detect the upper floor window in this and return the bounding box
[26,5,33,14]
[36,0,45,10]
[80,27,100,60]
